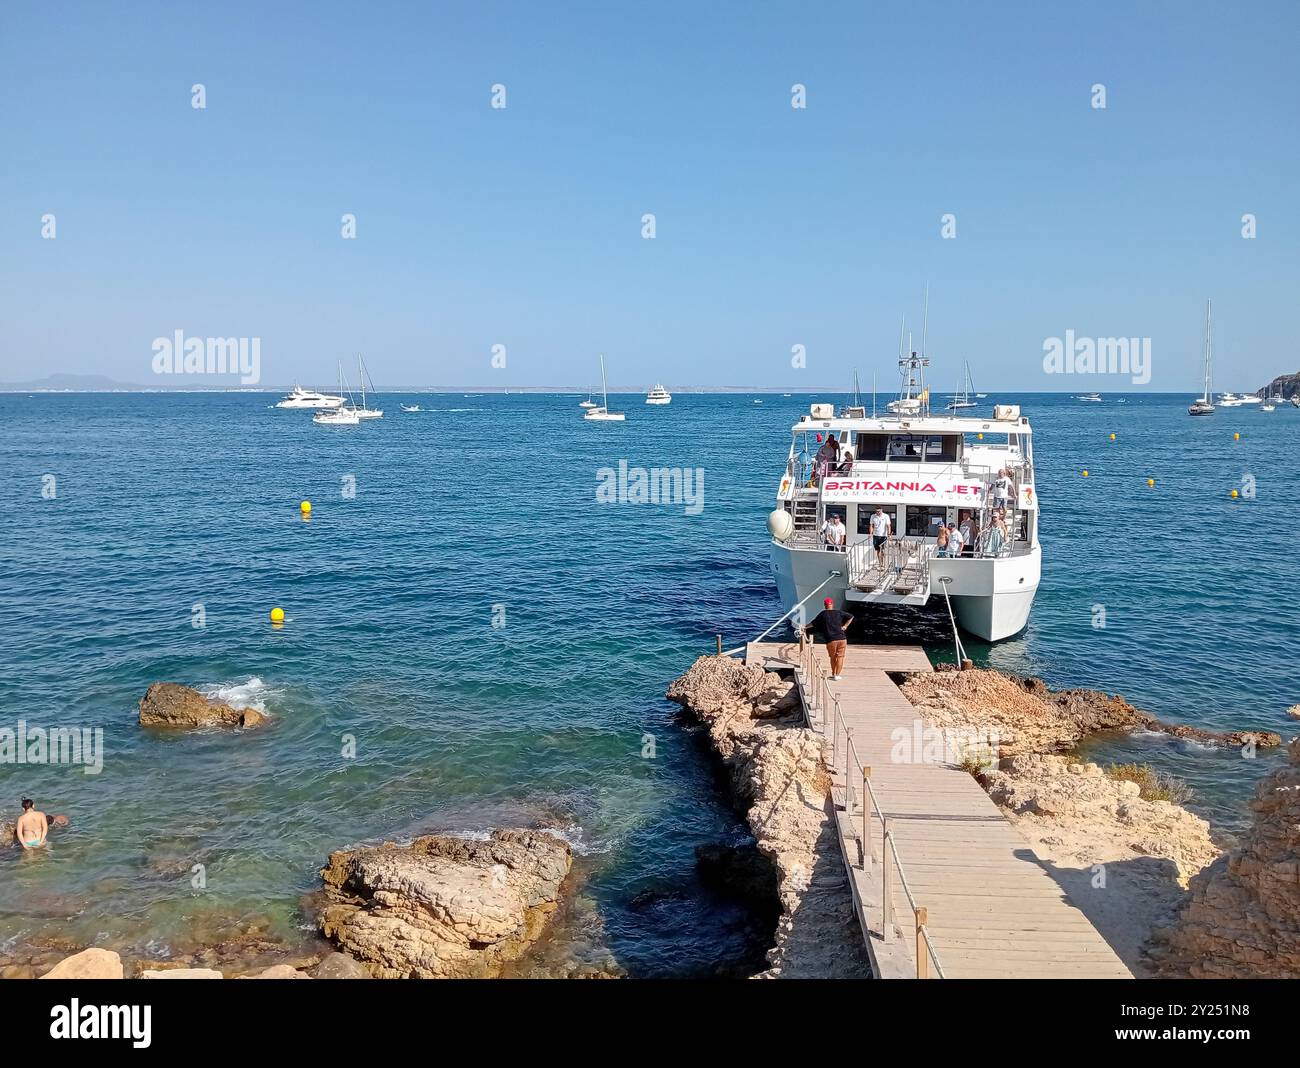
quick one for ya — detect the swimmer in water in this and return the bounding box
[14,799,48,850]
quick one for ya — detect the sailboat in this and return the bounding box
[314,361,361,425]
[946,361,978,409]
[1188,300,1215,416]
[842,369,866,418]
[582,355,625,421]
[343,355,383,419]
[579,386,598,409]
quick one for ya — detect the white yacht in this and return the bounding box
[766,350,1040,642]
[314,361,362,426]
[276,385,344,409]
[313,407,360,426]
[583,355,625,421]
[579,387,598,409]
[400,403,422,413]
[946,361,979,410]
[1189,300,1215,416]
[1077,392,1103,402]
[341,355,383,419]
[645,384,672,405]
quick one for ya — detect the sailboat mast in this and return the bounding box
[358,355,365,408]
[600,354,609,408]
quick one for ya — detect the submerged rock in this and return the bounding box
[1155,738,1300,978]
[39,948,124,980]
[138,683,266,729]
[319,829,571,978]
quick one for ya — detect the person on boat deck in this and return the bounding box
[935,523,950,557]
[867,506,891,567]
[946,522,965,559]
[836,447,854,474]
[820,513,847,552]
[992,467,1016,511]
[814,435,839,479]
[958,510,978,557]
[985,509,1009,556]
[803,597,854,680]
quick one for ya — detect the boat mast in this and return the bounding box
[358,355,365,409]
[600,354,609,409]
[1204,299,1213,402]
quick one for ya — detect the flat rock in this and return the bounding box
[240,965,311,979]
[39,948,124,980]
[311,952,372,979]
[319,828,571,978]
[139,968,224,979]
[138,683,266,730]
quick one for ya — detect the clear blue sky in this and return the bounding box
[2,0,1297,390]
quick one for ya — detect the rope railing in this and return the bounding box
[796,632,946,980]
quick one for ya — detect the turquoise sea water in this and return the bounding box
[1,391,1296,974]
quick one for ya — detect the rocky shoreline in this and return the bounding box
[666,655,870,978]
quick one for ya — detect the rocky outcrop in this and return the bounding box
[138,683,267,729]
[666,655,869,979]
[39,948,124,979]
[318,829,571,978]
[984,755,1218,885]
[1153,738,1300,978]
[1255,371,1300,400]
[902,669,1279,754]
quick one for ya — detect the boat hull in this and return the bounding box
[769,539,1039,643]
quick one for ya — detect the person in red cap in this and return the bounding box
[802,597,854,679]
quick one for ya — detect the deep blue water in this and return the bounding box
[1,391,1295,972]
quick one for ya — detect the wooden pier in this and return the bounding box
[745,640,1133,980]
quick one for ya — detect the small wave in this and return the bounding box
[201,677,274,713]
[537,823,607,856]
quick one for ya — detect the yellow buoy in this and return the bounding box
[270,607,285,623]
[1081,470,1089,477]
[1233,433,1240,441]
[1230,489,1239,499]
[1147,478,1155,487]
[300,500,312,515]
[1109,433,1116,441]
[977,433,983,440]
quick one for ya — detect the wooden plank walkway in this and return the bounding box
[745,640,1133,980]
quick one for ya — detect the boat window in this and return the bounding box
[855,434,888,461]
[823,504,847,528]
[926,435,959,462]
[887,435,927,460]
[856,504,896,534]
[904,505,948,538]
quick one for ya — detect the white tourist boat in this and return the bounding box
[766,349,1040,642]
[645,383,672,405]
[1077,392,1103,402]
[1189,300,1215,416]
[276,385,344,409]
[583,356,625,421]
[400,403,422,412]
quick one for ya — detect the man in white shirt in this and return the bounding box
[946,522,965,559]
[821,513,847,551]
[992,468,1016,512]
[867,507,891,567]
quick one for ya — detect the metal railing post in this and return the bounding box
[882,818,894,941]
[916,907,929,979]
[830,703,839,771]
[861,766,872,872]
[844,730,854,814]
